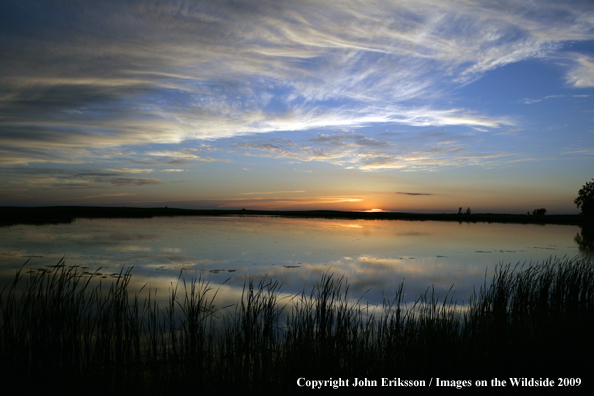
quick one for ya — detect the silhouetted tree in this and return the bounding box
[465,207,471,215]
[532,208,546,216]
[575,179,594,216]
[458,207,462,215]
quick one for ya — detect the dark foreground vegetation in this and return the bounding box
[1,257,593,394]
[1,205,593,226]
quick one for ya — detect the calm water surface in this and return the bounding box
[0,216,583,306]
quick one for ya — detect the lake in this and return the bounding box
[0,216,585,307]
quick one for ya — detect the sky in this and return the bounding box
[1,0,593,213]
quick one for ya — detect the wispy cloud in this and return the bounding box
[106,168,153,173]
[63,193,137,200]
[565,54,594,87]
[391,192,433,196]
[236,129,523,171]
[519,93,591,104]
[310,133,389,147]
[519,98,543,105]
[179,196,365,209]
[1,168,163,189]
[1,0,591,168]
[144,149,218,165]
[239,191,305,195]
[562,149,594,155]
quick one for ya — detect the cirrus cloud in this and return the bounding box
[1,0,591,167]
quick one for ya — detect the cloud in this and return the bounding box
[238,139,347,162]
[230,196,365,207]
[106,168,153,173]
[237,128,520,171]
[144,149,218,164]
[68,193,137,200]
[310,133,389,147]
[0,0,592,169]
[162,196,365,209]
[99,177,162,187]
[240,191,306,195]
[562,149,594,155]
[519,98,542,104]
[1,167,163,189]
[565,54,594,87]
[519,93,591,104]
[392,192,433,196]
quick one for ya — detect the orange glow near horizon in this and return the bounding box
[361,208,385,213]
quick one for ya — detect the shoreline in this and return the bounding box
[1,205,592,226]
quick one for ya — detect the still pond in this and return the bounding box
[0,216,586,307]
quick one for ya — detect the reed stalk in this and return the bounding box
[1,256,592,393]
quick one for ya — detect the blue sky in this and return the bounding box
[1,0,593,213]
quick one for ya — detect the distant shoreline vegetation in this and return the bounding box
[1,206,593,227]
[1,257,593,394]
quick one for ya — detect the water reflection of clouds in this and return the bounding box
[108,231,158,241]
[186,256,458,305]
[337,224,362,228]
[0,217,583,306]
[106,245,152,252]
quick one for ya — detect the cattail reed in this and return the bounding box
[1,256,592,394]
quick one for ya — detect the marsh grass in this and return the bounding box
[1,257,593,394]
